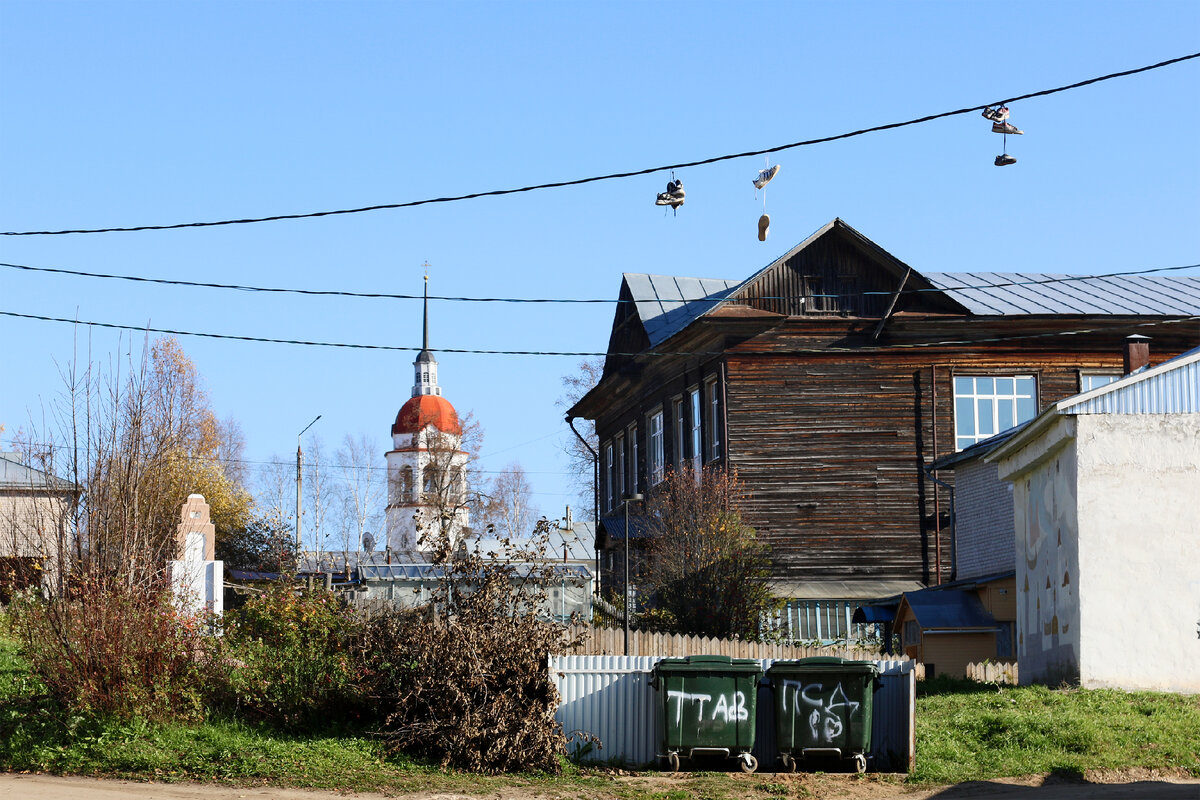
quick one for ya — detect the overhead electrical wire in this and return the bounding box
[2,309,1195,358]
[2,259,1198,304]
[3,51,1198,238]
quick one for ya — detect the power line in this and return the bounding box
[2,258,1198,304]
[4,51,1197,238]
[2,308,1195,358]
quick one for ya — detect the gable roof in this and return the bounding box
[617,219,1200,353]
[0,452,79,492]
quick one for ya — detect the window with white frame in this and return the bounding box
[629,424,639,494]
[689,388,702,474]
[672,398,685,470]
[615,432,625,500]
[648,410,664,486]
[604,442,614,510]
[1079,372,1120,392]
[706,376,720,461]
[954,375,1038,450]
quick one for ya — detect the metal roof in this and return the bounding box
[925,273,1200,316]
[621,268,1200,350]
[901,589,998,630]
[0,452,79,491]
[1057,344,1200,415]
[621,273,742,347]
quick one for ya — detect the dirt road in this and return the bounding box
[2,773,1198,800]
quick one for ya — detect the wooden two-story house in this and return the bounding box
[566,218,1200,641]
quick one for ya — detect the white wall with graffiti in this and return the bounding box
[996,413,1200,693]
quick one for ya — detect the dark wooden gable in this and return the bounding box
[602,279,651,379]
[727,219,966,319]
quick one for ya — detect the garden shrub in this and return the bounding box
[9,578,206,721]
[212,584,367,730]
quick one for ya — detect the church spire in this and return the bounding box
[412,268,441,398]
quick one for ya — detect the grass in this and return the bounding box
[912,676,1200,784]
[3,627,1199,795]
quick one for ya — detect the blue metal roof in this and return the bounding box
[902,589,998,630]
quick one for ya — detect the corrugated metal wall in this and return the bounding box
[552,656,915,772]
[1067,358,1199,414]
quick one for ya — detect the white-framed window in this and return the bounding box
[689,387,702,475]
[954,375,1038,450]
[604,441,614,510]
[615,432,625,500]
[648,410,664,486]
[706,376,721,461]
[629,424,639,494]
[1079,372,1120,392]
[672,398,685,470]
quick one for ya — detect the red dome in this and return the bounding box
[392,395,461,436]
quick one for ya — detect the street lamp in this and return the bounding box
[296,415,321,572]
[623,492,643,656]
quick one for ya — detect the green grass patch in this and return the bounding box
[912,676,1200,783]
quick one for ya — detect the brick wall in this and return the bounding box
[954,460,1015,579]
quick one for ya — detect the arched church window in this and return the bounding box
[400,466,414,503]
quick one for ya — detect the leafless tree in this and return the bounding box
[480,462,539,540]
[557,357,602,520]
[335,433,385,558]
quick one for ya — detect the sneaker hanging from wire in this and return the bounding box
[994,153,1017,166]
[753,164,781,190]
[655,179,685,210]
[758,213,770,241]
[982,106,1010,123]
[992,121,1023,135]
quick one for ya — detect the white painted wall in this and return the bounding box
[1074,414,1200,693]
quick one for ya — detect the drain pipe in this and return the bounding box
[567,415,599,594]
[925,467,957,583]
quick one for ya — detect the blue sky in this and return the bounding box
[2,1,1198,523]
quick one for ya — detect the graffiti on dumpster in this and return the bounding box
[666,690,749,725]
[777,680,861,744]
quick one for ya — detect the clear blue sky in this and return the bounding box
[2,1,1198,522]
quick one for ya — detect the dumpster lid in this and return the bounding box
[767,656,878,674]
[654,654,762,673]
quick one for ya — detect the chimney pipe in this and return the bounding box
[1123,335,1151,375]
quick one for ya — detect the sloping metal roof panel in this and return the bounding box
[926,273,1200,316]
[623,273,743,347]
[1059,346,1200,414]
[904,589,997,629]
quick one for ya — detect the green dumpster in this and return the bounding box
[766,657,878,774]
[652,655,762,773]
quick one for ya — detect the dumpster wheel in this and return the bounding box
[780,754,797,773]
[853,754,867,774]
[739,753,758,774]
[667,752,681,772]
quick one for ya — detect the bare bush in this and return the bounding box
[376,518,582,773]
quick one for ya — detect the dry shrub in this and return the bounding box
[376,519,582,773]
[10,578,207,720]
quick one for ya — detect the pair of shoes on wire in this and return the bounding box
[986,105,1023,166]
[982,106,1010,123]
[655,179,686,210]
[753,163,781,190]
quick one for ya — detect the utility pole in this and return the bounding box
[623,492,643,656]
[296,415,321,572]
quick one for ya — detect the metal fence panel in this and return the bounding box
[551,655,916,771]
